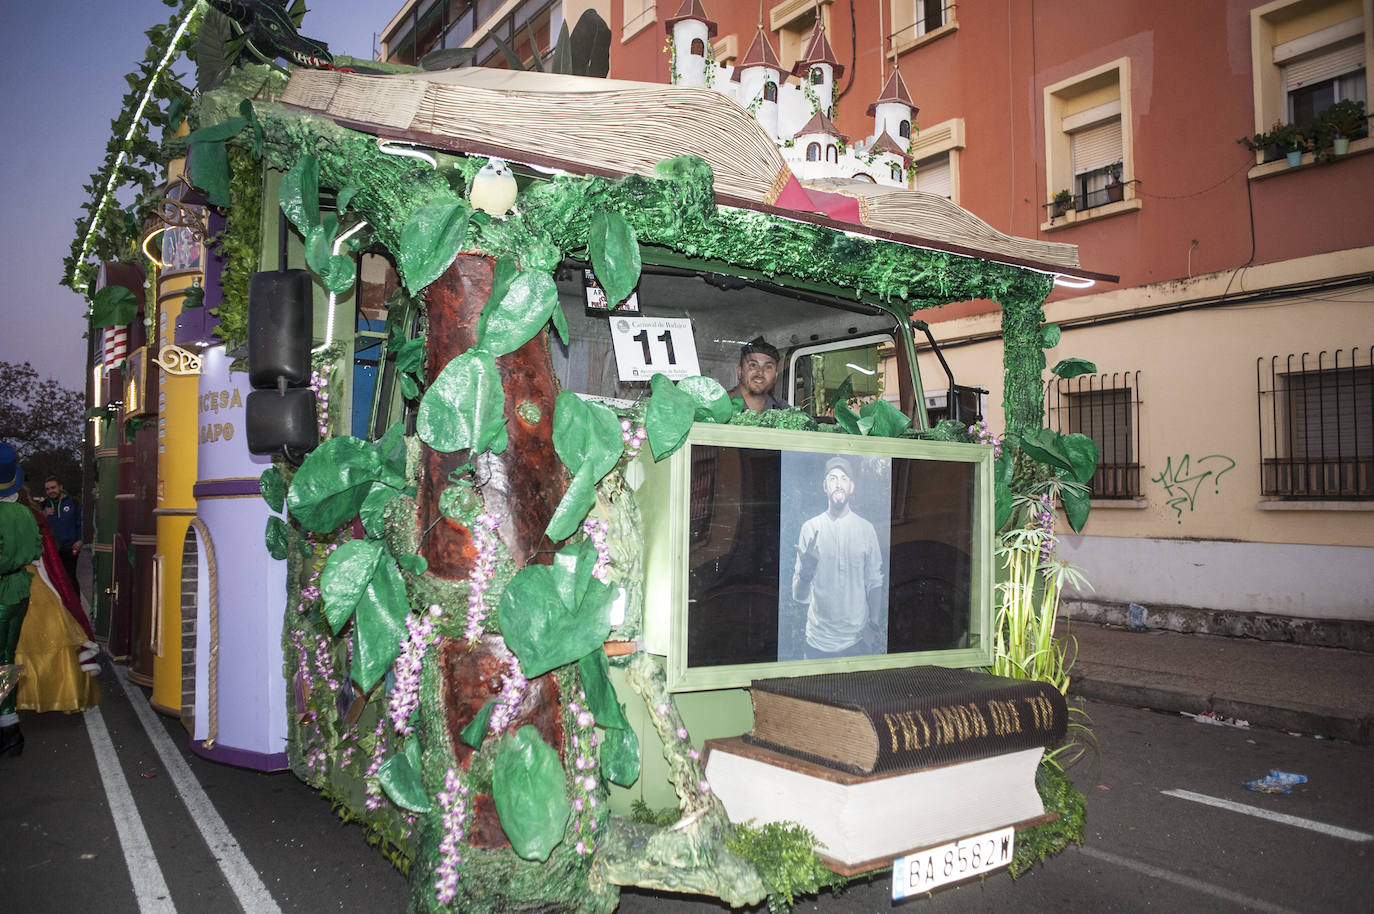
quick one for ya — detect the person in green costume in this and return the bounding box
[0,442,43,757]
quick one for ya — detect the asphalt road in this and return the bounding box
[3,660,1371,913]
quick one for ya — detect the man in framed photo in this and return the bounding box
[791,456,885,659]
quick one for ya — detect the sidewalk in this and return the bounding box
[1064,620,1374,745]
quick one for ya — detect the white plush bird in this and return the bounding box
[468,158,518,217]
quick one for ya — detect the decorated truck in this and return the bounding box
[74,7,1109,912]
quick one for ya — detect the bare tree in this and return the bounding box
[0,361,85,491]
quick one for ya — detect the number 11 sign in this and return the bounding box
[608,316,701,382]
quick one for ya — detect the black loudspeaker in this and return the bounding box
[248,270,314,389]
[246,388,320,455]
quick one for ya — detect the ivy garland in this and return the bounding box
[65,0,200,293]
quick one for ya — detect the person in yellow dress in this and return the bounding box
[13,483,100,715]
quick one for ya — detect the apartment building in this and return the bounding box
[380,1,1374,643]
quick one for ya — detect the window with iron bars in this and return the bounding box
[1258,347,1373,499]
[1047,371,1142,498]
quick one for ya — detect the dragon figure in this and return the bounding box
[209,0,334,70]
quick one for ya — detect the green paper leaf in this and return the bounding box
[645,373,695,460]
[90,285,139,329]
[830,375,855,409]
[497,541,613,678]
[859,398,912,438]
[359,482,398,539]
[567,7,612,78]
[1041,323,1062,348]
[279,154,320,236]
[994,480,1015,530]
[544,469,597,545]
[417,349,508,455]
[477,270,558,357]
[336,184,361,216]
[577,648,629,731]
[395,336,425,375]
[378,749,431,812]
[1061,484,1091,533]
[259,467,285,513]
[189,116,249,144]
[994,451,1015,488]
[586,211,641,307]
[187,139,231,207]
[397,553,428,575]
[833,401,862,435]
[305,215,356,293]
[677,376,734,424]
[373,422,409,481]
[399,201,472,293]
[1058,432,1100,485]
[460,699,497,749]
[239,98,263,158]
[264,516,289,560]
[599,724,640,787]
[1051,357,1098,379]
[1018,427,1073,473]
[550,299,569,346]
[400,374,419,400]
[320,539,410,689]
[492,727,572,862]
[286,436,384,533]
[321,539,384,634]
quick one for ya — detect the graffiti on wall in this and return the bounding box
[1152,454,1235,522]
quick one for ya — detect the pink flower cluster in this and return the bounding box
[662,703,712,799]
[389,605,441,735]
[582,518,611,584]
[295,535,337,614]
[433,767,470,905]
[364,714,389,811]
[310,364,332,438]
[621,419,647,458]
[968,419,1004,459]
[1034,493,1056,543]
[488,652,527,736]
[313,633,341,696]
[566,694,601,855]
[465,513,501,644]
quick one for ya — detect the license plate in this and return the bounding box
[891,826,1015,899]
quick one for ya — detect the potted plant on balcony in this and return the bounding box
[1320,99,1368,155]
[1104,163,1125,202]
[1052,188,1073,217]
[1239,120,1305,164]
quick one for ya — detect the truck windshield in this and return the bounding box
[551,263,914,420]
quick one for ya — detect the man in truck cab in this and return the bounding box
[727,337,788,413]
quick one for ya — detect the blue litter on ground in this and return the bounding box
[1128,603,1148,632]
[1243,769,1307,794]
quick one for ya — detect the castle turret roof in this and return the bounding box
[665,0,717,39]
[730,27,783,80]
[866,69,918,117]
[868,130,910,161]
[795,110,848,143]
[791,22,844,79]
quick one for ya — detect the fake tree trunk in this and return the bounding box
[998,275,1054,439]
[415,254,605,912]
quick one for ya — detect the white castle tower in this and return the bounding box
[868,68,919,150]
[665,0,718,88]
[790,19,843,118]
[731,27,784,140]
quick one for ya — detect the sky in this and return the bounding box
[0,0,396,392]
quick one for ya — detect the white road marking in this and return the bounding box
[1162,788,1374,842]
[114,666,284,914]
[1075,846,1301,914]
[84,706,177,914]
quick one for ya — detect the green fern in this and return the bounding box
[726,820,847,914]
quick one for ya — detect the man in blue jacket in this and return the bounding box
[42,476,81,590]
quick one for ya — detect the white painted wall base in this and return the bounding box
[1057,535,1374,623]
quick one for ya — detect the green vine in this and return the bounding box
[65,0,200,292]
[209,143,264,355]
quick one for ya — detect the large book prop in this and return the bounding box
[705,667,1067,873]
[747,665,1066,774]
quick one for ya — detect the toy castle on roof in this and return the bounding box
[666,0,918,188]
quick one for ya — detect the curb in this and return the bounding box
[1069,673,1372,745]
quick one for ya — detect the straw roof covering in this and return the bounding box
[280,67,1089,275]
